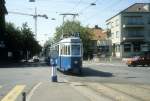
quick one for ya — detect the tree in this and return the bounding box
[5,22,23,60]
[21,23,42,59]
[5,22,42,61]
[54,20,93,59]
[42,38,54,57]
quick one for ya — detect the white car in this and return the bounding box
[33,56,39,62]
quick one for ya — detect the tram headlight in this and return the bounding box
[74,61,78,64]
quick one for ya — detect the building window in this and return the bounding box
[107,23,111,29]
[116,45,120,52]
[116,19,119,26]
[148,17,150,24]
[111,22,114,28]
[149,30,150,37]
[124,44,131,52]
[127,29,143,37]
[111,33,114,38]
[116,31,119,38]
[126,17,143,25]
[133,43,140,52]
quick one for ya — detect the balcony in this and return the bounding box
[123,34,144,41]
[123,22,144,28]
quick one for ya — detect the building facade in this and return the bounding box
[90,25,111,58]
[106,3,150,58]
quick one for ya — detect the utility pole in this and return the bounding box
[59,13,78,38]
[34,7,38,37]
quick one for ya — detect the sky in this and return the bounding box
[5,0,150,45]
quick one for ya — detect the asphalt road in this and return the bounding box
[0,60,150,101]
[63,61,150,84]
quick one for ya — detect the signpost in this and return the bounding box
[50,50,58,82]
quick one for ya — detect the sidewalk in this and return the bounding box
[29,82,90,101]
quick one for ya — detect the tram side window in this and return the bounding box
[71,45,80,55]
[61,45,66,55]
[65,46,67,55]
[56,45,59,52]
[61,45,64,55]
[60,45,71,55]
[61,46,63,55]
[68,45,70,55]
[63,45,65,55]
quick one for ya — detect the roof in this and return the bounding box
[106,3,150,22]
[91,28,107,40]
[60,37,81,43]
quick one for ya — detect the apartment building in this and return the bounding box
[106,3,150,58]
[89,25,111,58]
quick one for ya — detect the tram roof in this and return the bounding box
[59,37,81,43]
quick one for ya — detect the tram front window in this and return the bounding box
[71,45,80,55]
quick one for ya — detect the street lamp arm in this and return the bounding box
[37,14,48,19]
[9,11,48,19]
[8,11,34,17]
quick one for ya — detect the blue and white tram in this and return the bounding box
[50,37,82,74]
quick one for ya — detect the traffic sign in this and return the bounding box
[50,50,58,59]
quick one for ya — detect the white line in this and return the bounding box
[26,82,42,101]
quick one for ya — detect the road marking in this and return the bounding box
[0,85,2,89]
[26,82,42,101]
[1,85,25,101]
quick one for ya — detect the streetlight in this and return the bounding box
[51,18,56,20]
[29,0,35,2]
[90,3,96,6]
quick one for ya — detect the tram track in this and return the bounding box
[86,82,142,101]
[70,81,150,101]
[103,83,150,101]
[138,85,150,91]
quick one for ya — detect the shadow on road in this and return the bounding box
[59,67,114,77]
[0,62,49,68]
[81,67,114,77]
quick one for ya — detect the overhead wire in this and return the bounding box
[78,0,99,15]
[82,0,150,24]
[82,0,124,24]
[69,0,82,13]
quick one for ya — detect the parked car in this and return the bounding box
[33,56,39,62]
[126,55,150,67]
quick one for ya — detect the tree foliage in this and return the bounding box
[42,38,54,56]
[54,20,93,59]
[4,22,42,60]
